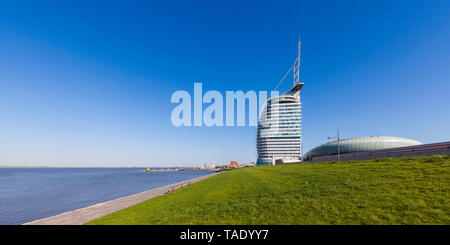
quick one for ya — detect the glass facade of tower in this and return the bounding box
[256,84,303,165]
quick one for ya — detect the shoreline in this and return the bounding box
[23,172,217,225]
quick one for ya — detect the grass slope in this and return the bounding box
[87,156,450,225]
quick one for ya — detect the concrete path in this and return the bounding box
[23,172,217,225]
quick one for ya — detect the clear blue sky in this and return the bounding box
[0,0,449,167]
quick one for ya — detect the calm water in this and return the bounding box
[0,168,212,225]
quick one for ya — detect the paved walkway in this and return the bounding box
[23,172,217,225]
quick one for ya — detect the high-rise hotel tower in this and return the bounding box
[256,42,304,165]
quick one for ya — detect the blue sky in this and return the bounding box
[0,0,449,167]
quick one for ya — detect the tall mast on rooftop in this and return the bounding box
[293,39,301,86]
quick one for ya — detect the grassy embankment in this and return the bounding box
[87,155,450,225]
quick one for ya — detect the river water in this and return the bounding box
[0,168,212,224]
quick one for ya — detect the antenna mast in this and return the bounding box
[293,39,301,86]
[273,39,302,91]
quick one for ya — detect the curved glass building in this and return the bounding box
[303,136,422,161]
[256,83,303,165]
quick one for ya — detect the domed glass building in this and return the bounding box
[303,136,422,161]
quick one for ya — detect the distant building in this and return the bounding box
[230,161,240,168]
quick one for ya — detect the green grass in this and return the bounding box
[87,155,450,225]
